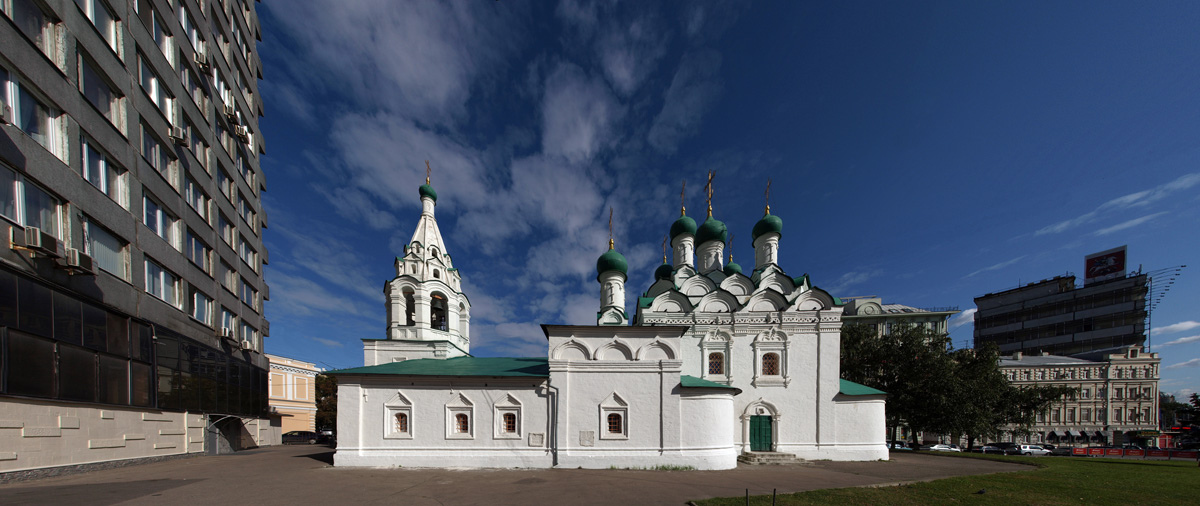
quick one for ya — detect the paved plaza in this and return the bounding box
[0,446,1029,505]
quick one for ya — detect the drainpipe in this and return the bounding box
[546,378,559,466]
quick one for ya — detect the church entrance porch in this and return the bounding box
[750,415,773,451]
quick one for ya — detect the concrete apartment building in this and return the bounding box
[268,354,319,434]
[973,273,1148,357]
[0,0,270,474]
[998,346,1162,448]
[840,297,959,336]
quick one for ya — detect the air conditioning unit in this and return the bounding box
[234,125,250,140]
[223,103,238,123]
[64,248,96,275]
[168,126,186,145]
[0,100,9,124]
[218,327,235,340]
[240,339,253,351]
[16,227,64,258]
[194,42,211,71]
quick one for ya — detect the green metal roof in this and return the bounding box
[329,357,548,377]
[419,183,438,202]
[596,248,629,279]
[839,379,886,396]
[680,375,740,391]
[639,296,655,308]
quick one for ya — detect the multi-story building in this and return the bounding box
[0,0,270,474]
[974,273,1147,357]
[998,346,1162,447]
[268,354,319,434]
[840,297,959,336]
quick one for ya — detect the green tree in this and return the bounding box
[315,374,338,430]
[1160,393,1188,428]
[1190,392,1200,410]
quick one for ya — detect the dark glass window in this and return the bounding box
[82,302,108,351]
[107,313,129,357]
[0,269,18,327]
[131,361,153,407]
[131,323,153,362]
[17,277,52,338]
[52,291,83,345]
[6,330,55,397]
[58,344,98,402]
[99,354,129,405]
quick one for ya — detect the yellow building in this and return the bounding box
[268,355,321,433]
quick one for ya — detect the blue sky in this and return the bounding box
[254,1,1200,398]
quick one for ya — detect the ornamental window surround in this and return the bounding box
[599,392,628,440]
[493,394,521,440]
[701,329,732,384]
[751,329,790,387]
[445,393,474,440]
[384,391,413,440]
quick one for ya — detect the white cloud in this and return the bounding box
[311,337,345,348]
[648,50,723,155]
[263,0,524,125]
[1152,321,1200,336]
[1160,335,1200,347]
[1035,172,1200,236]
[1094,212,1167,236]
[965,256,1026,278]
[1166,358,1200,370]
[541,63,624,163]
[949,308,977,330]
[265,271,370,318]
[826,270,882,294]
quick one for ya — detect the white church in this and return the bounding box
[330,177,888,470]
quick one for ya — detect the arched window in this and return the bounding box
[503,413,517,433]
[402,287,416,326]
[607,413,622,434]
[455,413,469,433]
[762,353,780,376]
[431,293,448,331]
[433,269,440,279]
[708,352,724,375]
[395,413,408,433]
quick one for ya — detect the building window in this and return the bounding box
[82,216,127,279]
[177,3,200,49]
[185,229,211,273]
[238,234,257,270]
[74,0,119,52]
[6,0,57,62]
[189,286,211,325]
[184,177,210,221]
[220,306,236,332]
[395,413,408,433]
[1082,408,1091,422]
[708,352,724,375]
[219,260,236,293]
[144,257,178,307]
[503,413,517,433]
[141,123,176,184]
[762,353,780,376]
[79,52,122,127]
[239,277,257,310]
[240,321,256,349]
[1113,388,1123,400]
[143,194,178,249]
[0,165,63,239]
[2,68,63,157]
[218,213,234,246]
[607,413,622,434]
[1113,410,1122,422]
[81,136,127,206]
[218,168,235,201]
[138,55,174,117]
[454,413,469,433]
[1081,389,1090,399]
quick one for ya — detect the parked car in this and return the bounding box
[1048,446,1074,456]
[887,442,911,450]
[989,442,1018,454]
[283,431,325,445]
[976,445,1004,455]
[927,444,962,452]
[1006,444,1050,456]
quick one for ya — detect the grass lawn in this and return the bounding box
[694,453,1200,505]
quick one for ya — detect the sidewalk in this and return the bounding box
[0,446,1029,506]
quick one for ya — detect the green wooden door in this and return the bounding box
[750,415,772,451]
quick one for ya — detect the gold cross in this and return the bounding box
[425,160,431,185]
[728,233,734,262]
[705,170,715,217]
[680,180,687,216]
[661,235,668,262]
[764,178,772,214]
[608,207,614,249]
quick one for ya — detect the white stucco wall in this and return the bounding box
[333,377,551,468]
[827,396,889,461]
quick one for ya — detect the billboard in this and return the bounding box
[1085,245,1127,285]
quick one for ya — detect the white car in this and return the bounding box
[1014,444,1051,456]
[928,444,962,452]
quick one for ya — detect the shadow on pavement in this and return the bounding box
[0,479,199,506]
[295,450,335,465]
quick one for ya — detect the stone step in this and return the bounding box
[737,452,810,466]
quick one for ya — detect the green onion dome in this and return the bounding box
[723,261,742,277]
[670,215,697,239]
[419,183,438,203]
[655,261,674,280]
[596,247,628,280]
[751,213,783,244]
[695,216,728,245]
